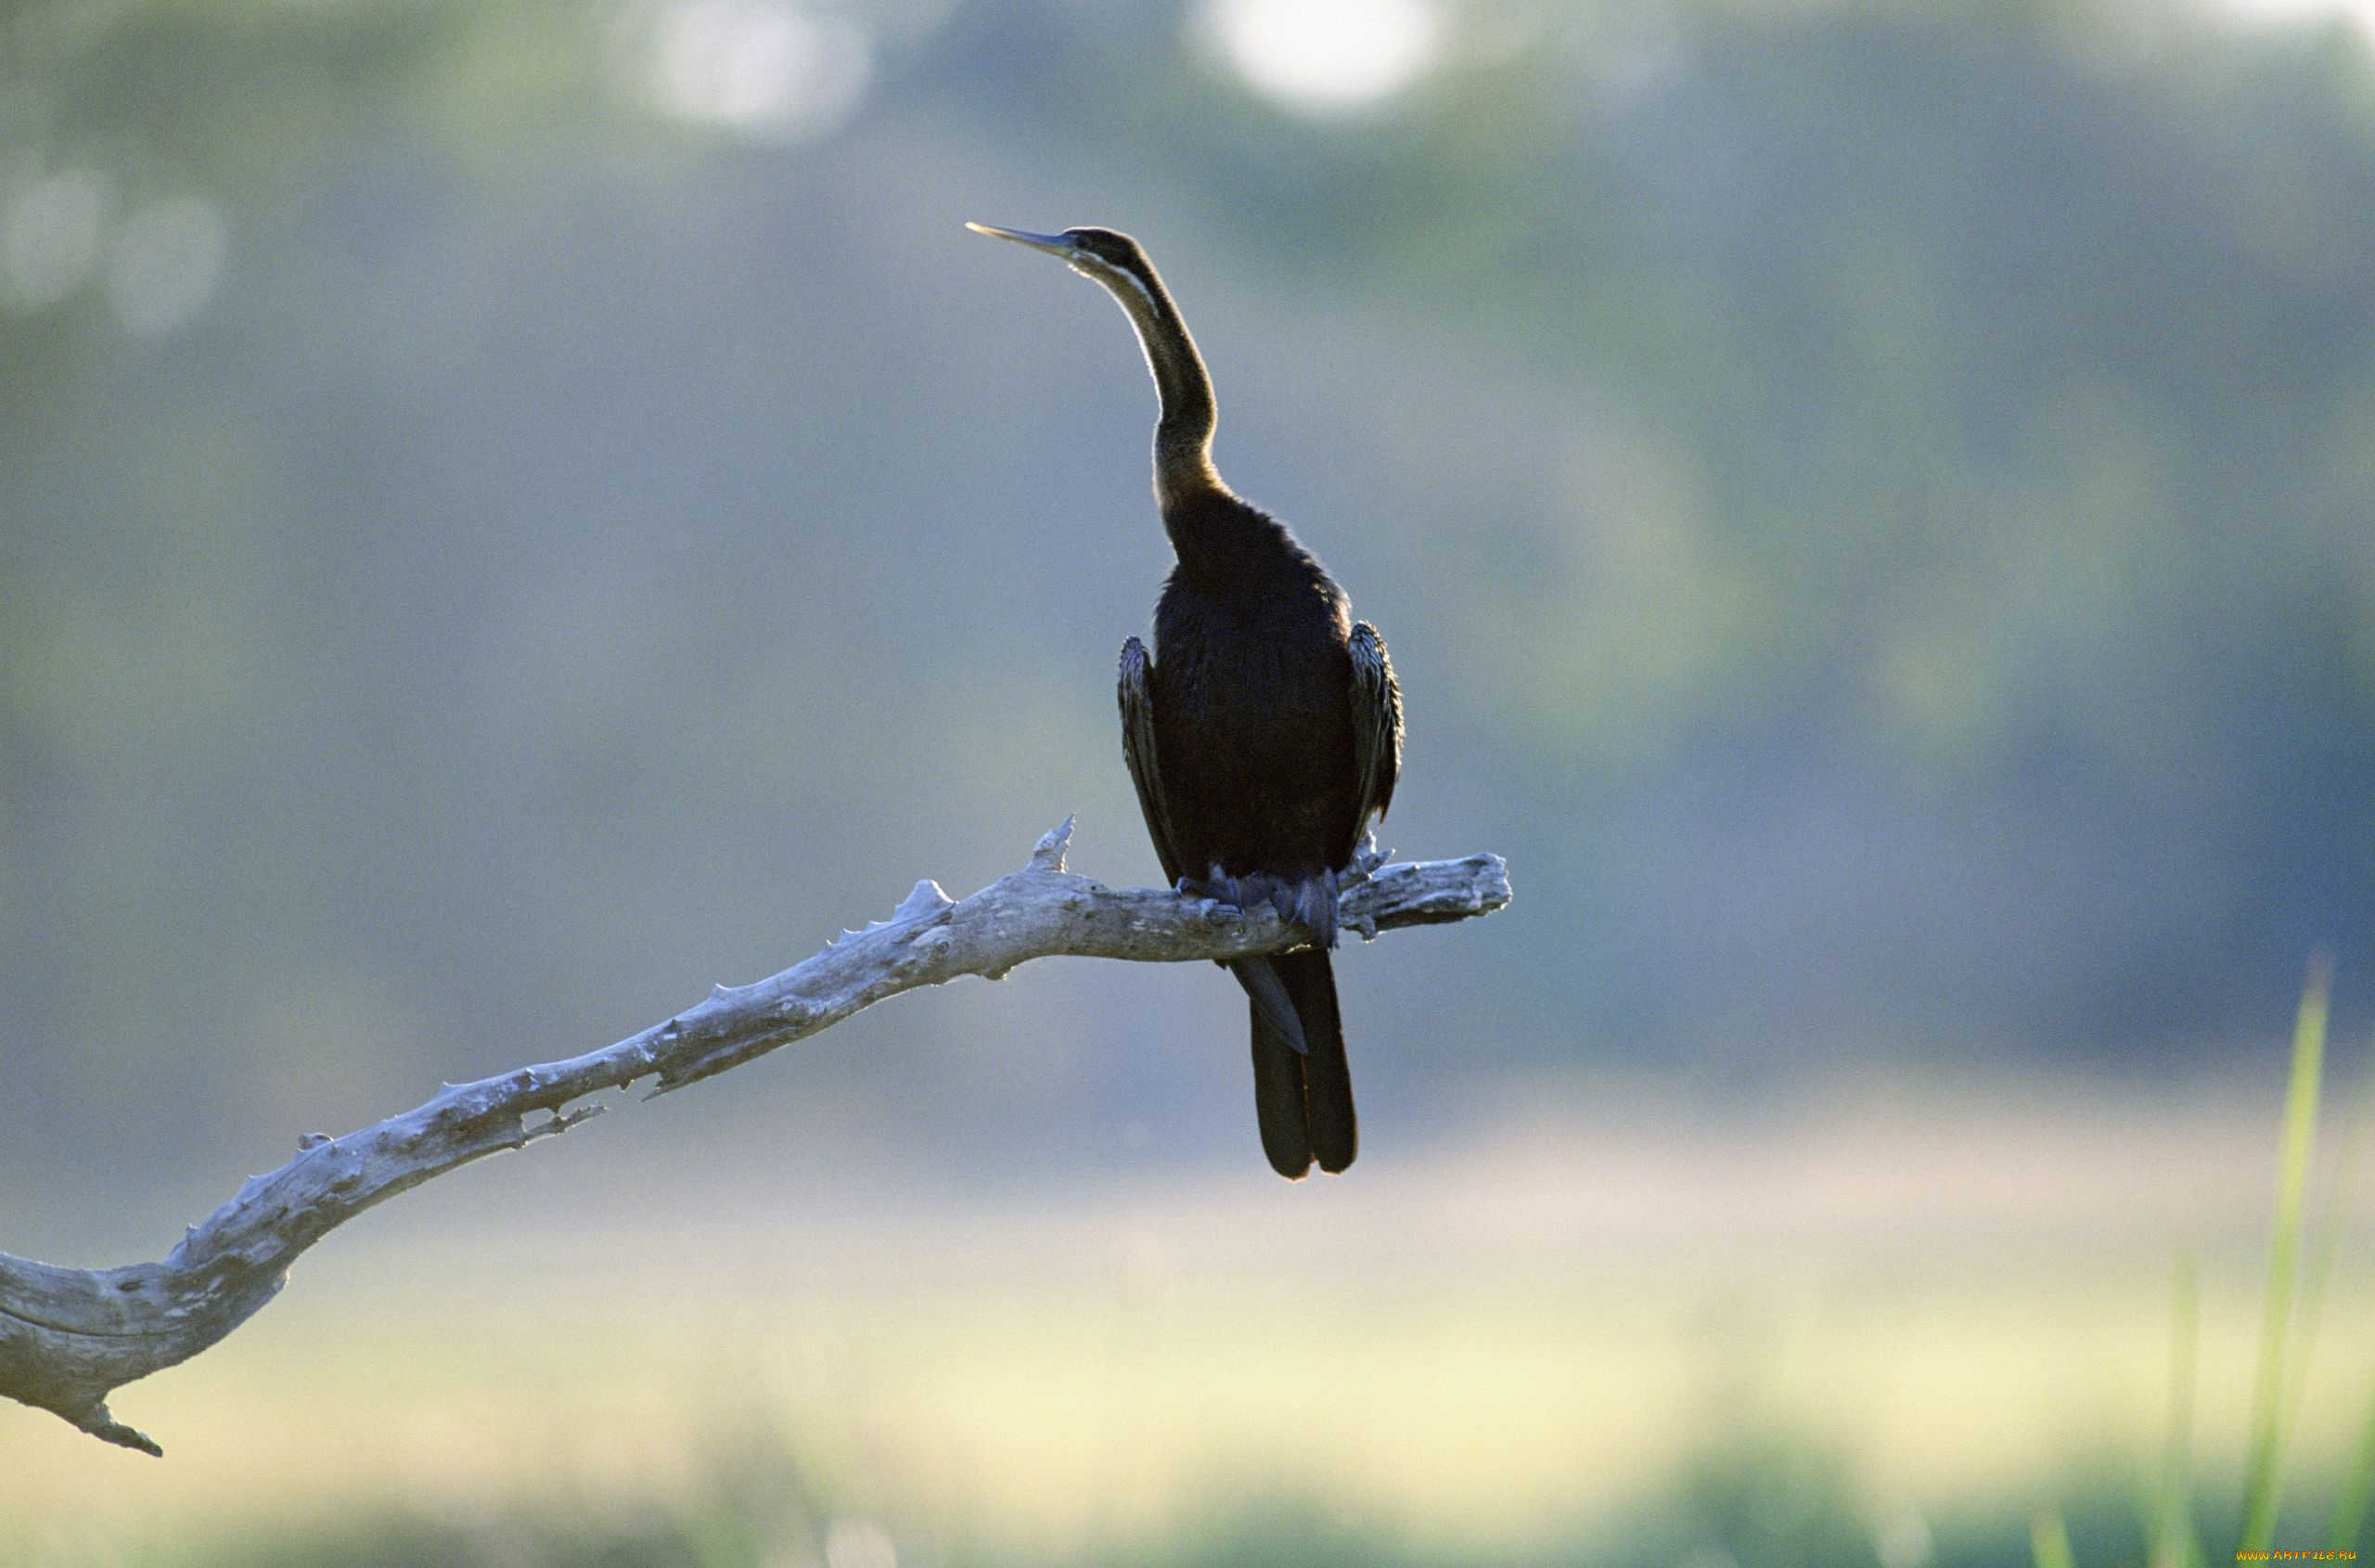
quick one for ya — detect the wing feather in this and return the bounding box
[1348,621,1403,839]
[1118,636,1184,886]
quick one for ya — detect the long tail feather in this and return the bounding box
[1229,958,1314,1179]
[1278,949,1356,1174]
[1231,953,1308,1055]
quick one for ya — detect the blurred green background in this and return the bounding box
[6,0,2375,1560]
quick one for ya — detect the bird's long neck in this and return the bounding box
[1091,261,1223,508]
[1087,252,1300,583]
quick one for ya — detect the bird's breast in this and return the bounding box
[1148,582,1359,877]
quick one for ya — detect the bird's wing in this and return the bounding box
[1348,621,1404,834]
[1118,636,1184,886]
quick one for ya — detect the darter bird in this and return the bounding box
[969,223,1403,1179]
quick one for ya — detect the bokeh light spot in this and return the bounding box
[2201,0,2375,36]
[1874,1509,1935,1568]
[105,195,228,335]
[1,170,111,312]
[822,1518,896,1568]
[642,0,872,142]
[1200,0,1444,113]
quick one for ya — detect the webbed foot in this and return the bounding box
[1179,869,1246,915]
[1182,868,1339,950]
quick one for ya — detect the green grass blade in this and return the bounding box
[2279,1026,2375,1466]
[2152,1249,2200,1568]
[2032,1508,2078,1568]
[2239,953,2332,1554]
[2332,1383,2375,1553]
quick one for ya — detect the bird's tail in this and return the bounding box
[1228,951,1357,1179]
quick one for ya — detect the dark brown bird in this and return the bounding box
[969,222,1403,1178]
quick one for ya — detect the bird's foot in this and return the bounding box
[1176,870,1245,921]
[1179,868,1338,949]
[1290,868,1340,950]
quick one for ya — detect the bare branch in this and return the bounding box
[0,824,1509,1454]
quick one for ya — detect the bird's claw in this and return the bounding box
[1185,869,1340,949]
[1176,869,1341,948]
[1295,868,1341,950]
[1177,873,1242,922]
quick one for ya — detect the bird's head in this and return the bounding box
[968,220,1218,478]
[967,223,1165,315]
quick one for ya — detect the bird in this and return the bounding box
[969,222,1403,1179]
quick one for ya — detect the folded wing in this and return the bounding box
[1348,621,1403,845]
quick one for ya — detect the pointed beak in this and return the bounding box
[966,222,1076,260]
